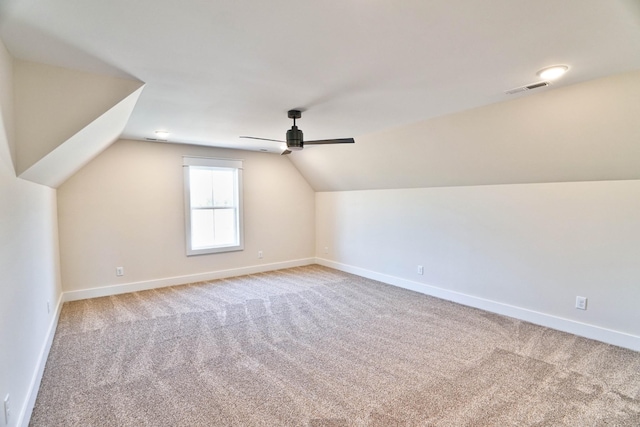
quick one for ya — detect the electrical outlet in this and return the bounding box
[576,296,587,310]
[4,394,10,425]
[258,251,263,259]
[324,247,328,254]
[116,267,124,276]
[417,265,424,275]
[47,300,50,314]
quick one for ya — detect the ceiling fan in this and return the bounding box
[240,110,355,155]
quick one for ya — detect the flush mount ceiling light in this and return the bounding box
[536,65,569,81]
[155,130,170,139]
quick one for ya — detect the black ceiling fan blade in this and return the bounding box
[304,138,355,145]
[281,150,292,156]
[239,136,285,143]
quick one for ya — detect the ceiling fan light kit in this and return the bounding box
[241,110,355,155]
[286,110,304,150]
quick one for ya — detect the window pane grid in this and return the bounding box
[183,157,243,255]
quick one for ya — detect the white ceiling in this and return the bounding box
[1,0,640,154]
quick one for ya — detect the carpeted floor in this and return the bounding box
[31,265,640,426]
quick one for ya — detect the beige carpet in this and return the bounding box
[31,265,640,426]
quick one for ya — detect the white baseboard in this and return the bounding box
[63,258,316,302]
[18,292,64,427]
[316,258,640,352]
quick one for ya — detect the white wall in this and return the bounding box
[0,40,62,427]
[316,180,640,349]
[57,139,315,296]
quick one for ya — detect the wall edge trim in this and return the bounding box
[316,258,640,352]
[62,258,316,302]
[19,292,64,427]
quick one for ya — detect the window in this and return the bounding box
[183,156,243,255]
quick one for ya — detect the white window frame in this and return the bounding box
[183,156,244,256]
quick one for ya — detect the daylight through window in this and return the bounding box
[183,157,243,255]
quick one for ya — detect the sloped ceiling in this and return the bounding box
[13,61,144,187]
[18,85,144,188]
[14,61,143,173]
[1,0,639,190]
[289,70,640,191]
[0,40,14,176]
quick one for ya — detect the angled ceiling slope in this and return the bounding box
[0,39,14,176]
[290,70,640,192]
[14,60,144,188]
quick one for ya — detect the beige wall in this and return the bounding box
[0,40,62,427]
[316,180,640,347]
[57,139,315,293]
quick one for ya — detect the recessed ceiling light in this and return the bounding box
[155,130,170,139]
[536,65,569,81]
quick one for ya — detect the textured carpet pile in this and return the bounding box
[31,265,640,426]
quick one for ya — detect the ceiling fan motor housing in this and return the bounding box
[286,126,304,150]
[240,109,353,152]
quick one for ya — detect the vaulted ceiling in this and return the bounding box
[1,0,639,189]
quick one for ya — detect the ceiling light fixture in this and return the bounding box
[155,130,170,139]
[536,65,569,81]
